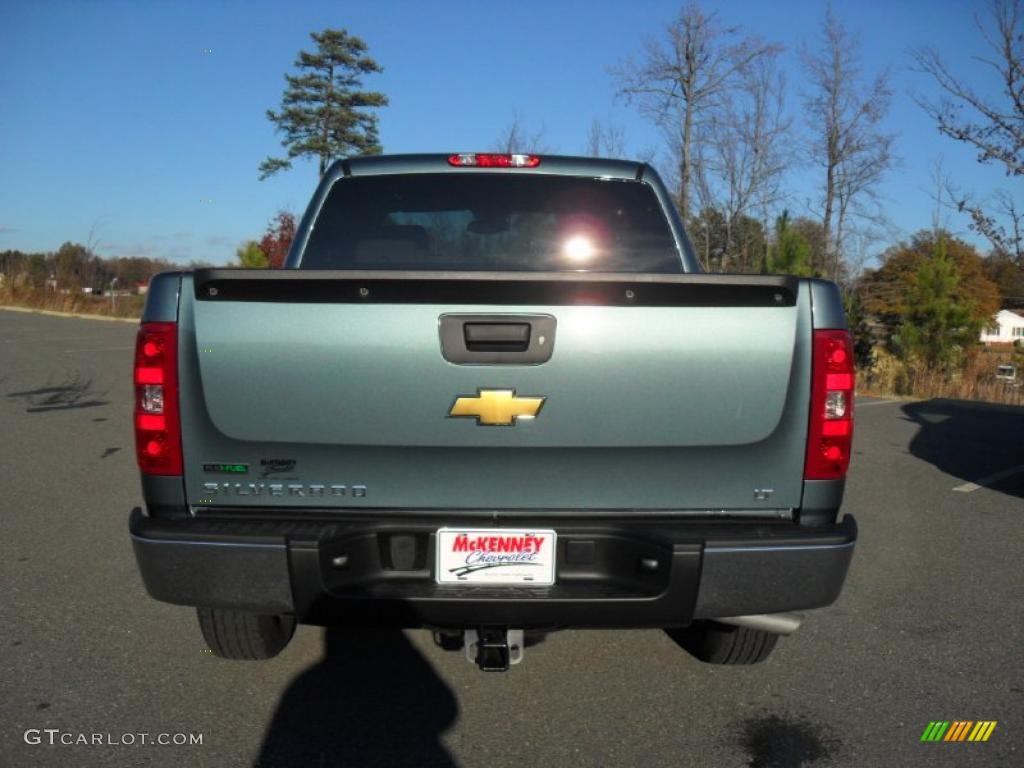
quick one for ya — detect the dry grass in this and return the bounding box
[861,348,1024,406]
[0,286,143,319]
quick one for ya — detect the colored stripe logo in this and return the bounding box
[921,721,997,742]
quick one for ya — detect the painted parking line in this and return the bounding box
[953,465,1024,493]
[0,305,138,323]
[2,336,120,343]
[855,398,904,407]
[62,346,134,353]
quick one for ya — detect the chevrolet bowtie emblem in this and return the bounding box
[449,389,546,426]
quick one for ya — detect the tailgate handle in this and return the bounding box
[439,313,555,364]
[463,322,531,352]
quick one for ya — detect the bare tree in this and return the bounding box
[913,0,1024,261]
[85,218,106,257]
[493,111,550,154]
[833,120,895,279]
[83,218,110,290]
[927,158,955,238]
[689,139,718,269]
[612,2,780,220]
[698,54,792,271]
[802,7,894,280]
[586,118,629,158]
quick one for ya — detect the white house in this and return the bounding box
[980,309,1024,344]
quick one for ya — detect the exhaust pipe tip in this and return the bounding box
[716,612,804,636]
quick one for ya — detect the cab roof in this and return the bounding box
[331,153,646,182]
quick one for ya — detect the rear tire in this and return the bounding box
[197,608,296,660]
[667,621,778,665]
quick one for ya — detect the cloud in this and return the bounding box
[97,240,197,264]
[92,233,230,264]
[0,225,19,235]
[205,234,233,248]
[164,243,194,260]
[101,241,159,257]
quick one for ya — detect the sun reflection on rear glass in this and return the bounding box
[563,234,596,263]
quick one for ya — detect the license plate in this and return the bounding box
[436,528,556,585]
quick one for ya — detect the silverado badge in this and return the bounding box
[449,389,546,426]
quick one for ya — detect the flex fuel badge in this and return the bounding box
[203,463,248,474]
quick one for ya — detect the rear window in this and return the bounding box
[300,173,682,272]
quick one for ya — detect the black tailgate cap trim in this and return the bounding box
[192,269,799,307]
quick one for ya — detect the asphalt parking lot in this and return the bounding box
[1,308,1021,767]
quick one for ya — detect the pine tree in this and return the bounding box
[896,238,976,368]
[766,211,813,276]
[260,29,388,180]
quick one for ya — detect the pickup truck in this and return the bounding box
[129,153,857,671]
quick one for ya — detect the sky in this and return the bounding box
[0,0,1018,267]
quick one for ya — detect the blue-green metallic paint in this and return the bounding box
[808,278,848,330]
[140,271,182,323]
[175,273,816,512]
[191,303,798,448]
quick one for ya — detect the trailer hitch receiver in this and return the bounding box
[465,628,524,671]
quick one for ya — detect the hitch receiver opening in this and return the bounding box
[464,628,524,671]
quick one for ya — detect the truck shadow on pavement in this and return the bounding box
[256,628,458,768]
[901,398,1024,499]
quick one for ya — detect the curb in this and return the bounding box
[0,304,139,324]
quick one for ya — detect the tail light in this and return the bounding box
[447,153,541,168]
[133,322,182,475]
[804,329,855,480]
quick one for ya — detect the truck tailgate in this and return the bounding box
[179,271,811,513]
